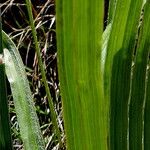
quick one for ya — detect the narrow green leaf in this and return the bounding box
[0,65,12,149]
[0,9,2,54]
[56,0,108,149]
[0,9,12,149]
[129,2,150,150]
[104,0,132,107]
[101,23,112,75]
[25,0,61,144]
[144,59,150,150]
[3,31,45,150]
[107,0,117,24]
[104,0,143,149]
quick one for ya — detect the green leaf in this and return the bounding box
[0,9,12,149]
[3,31,45,150]
[0,64,12,149]
[129,2,150,149]
[25,0,61,143]
[104,0,144,149]
[144,60,150,150]
[101,23,112,75]
[107,0,117,24]
[56,0,108,149]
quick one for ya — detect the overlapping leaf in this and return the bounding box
[0,11,12,148]
[129,2,150,149]
[105,0,144,149]
[3,31,45,150]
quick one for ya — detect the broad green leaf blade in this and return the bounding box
[56,0,108,150]
[2,31,45,150]
[104,0,143,149]
[129,2,150,150]
[0,9,12,149]
[144,60,150,150]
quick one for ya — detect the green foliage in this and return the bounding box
[105,0,144,149]
[0,0,150,149]
[56,0,107,149]
[56,0,150,149]
[25,0,61,145]
[144,60,150,150]
[0,10,12,149]
[3,31,45,150]
[0,64,12,149]
[129,3,150,149]
[1,0,62,149]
